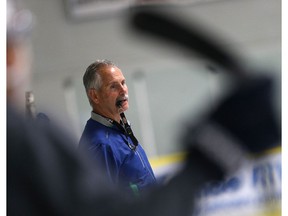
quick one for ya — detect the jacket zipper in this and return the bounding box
[135,150,145,168]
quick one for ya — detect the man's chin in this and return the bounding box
[122,105,129,112]
[116,103,128,113]
[121,102,129,111]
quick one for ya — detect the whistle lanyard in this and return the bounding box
[113,114,138,151]
[119,112,138,150]
[91,112,138,151]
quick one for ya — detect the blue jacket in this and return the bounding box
[79,113,157,194]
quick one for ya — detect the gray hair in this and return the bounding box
[83,59,116,104]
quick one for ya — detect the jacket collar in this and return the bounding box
[91,112,114,128]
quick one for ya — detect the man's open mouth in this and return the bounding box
[116,98,128,107]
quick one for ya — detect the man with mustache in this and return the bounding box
[79,60,157,195]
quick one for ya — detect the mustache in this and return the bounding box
[116,95,129,107]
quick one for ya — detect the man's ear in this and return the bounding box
[88,88,99,104]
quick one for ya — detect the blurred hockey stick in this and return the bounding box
[129,6,280,176]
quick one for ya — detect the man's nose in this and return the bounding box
[119,84,127,93]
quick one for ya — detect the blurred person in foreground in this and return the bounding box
[130,8,281,215]
[7,1,117,215]
[79,60,157,196]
